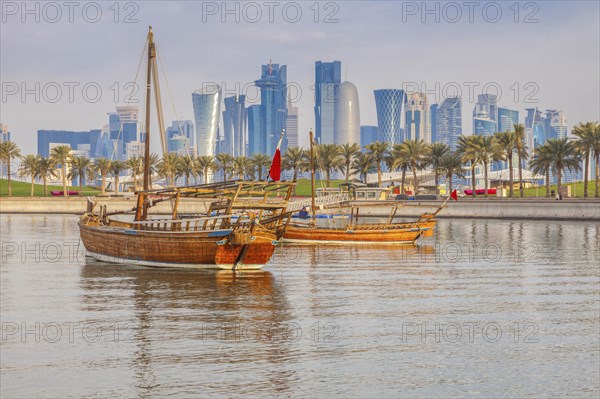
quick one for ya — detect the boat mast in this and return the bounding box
[309,129,316,225]
[136,26,154,222]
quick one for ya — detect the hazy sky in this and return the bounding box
[2,0,599,154]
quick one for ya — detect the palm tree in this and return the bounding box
[401,139,429,194]
[338,143,361,183]
[457,135,481,198]
[365,141,390,187]
[352,152,373,184]
[94,158,111,194]
[195,155,216,183]
[177,156,196,186]
[215,153,233,182]
[0,141,22,196]
[494,131,517,197]
[282,147,305,181]
[251,153,272,181]
[18,154,42,197]
[232,156,251,180]
[572,122,598,198]
[440,151,464,194]
[474,135,497,197]
[316,144,343,187]
[513,123,528,198]
[389,143,411,195]
[67,155,91,190]
[545,138,581,198]
[109,160,125,194]
[592,124,600,198]
[126,156,144,190]
[86,163,98,189]
[529,144,553,198]
[427,142,450,194]
[157,153,180,187]
[37,157,58,196]
[50,145,72,197]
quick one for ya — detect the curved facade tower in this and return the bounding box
[192,86,222,158]
[334,81,360,145]
[374,89,406,144]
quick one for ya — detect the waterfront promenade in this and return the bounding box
[1,196,598,220]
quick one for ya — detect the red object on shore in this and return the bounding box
[463,188,497,196]
[450,190,458,201]
[50,190,79,196]
[269,148,281,181]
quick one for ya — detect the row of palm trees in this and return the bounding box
[2,121,598,198]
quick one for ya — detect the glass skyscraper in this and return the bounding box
[360,126,379,148]
[374,89,406,144]
[37,130,101,158]
[254,63,288,155]
[192,86,222,158]
[544,110,568,140]
[430,104,438,143]
[334,81,360,145]
[247,104,262,157]
[166,120,194,155]
[525,107,545,150]
[405,92,431,143]
[222,95,247,157]
[473,117,496,136]
[436,97,462,150]
[314,61,341,144]
[286,95,299,148]
[497,107,519,133]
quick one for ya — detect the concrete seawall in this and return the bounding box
[1,197,599,221]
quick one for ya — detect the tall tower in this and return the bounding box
[314,61,341,144]
[192,86,222,158]
[374,89,406,144]
[497,107,519,133]
[286,93,299,148]
[405,92,431,143]
[255,62,287,155]
[436,97,462,150]
[334,81,360,145]
[222,95,247,157]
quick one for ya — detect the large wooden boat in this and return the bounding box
[282,131,441,245]
[78,27,294,270]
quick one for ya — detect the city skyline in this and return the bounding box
[2,1,599,155]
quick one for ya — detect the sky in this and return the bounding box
[1,0,599,155]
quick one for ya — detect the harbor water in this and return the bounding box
[1,214,599,397]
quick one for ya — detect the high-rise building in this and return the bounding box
[192,86,222,159]
[254,62,288,155]
[108,106,139,160]
[314,61,341,145]
[222,95,247,157]
[0,123,10,142]
[430,104,438,143]
[334,81,360,145]
[473,94,498,123]
[405,92,431,143]
[360,126,379,148]
[436,97,462,150]
[166,120,194,155]
[473,117,496,136]
[247,105,262,157]
[525,107,546,150]
[286,95,299,148]
[545,110,567,140]
[497,107,519,133]
[37,130,101,158]
[374,89,406,144]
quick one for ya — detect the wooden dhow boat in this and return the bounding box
[79,27,294,270]
[282,131,447,244]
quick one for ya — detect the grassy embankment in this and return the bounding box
[0,179,101,197]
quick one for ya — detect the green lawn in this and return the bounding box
[0,179,101,197]
[292,178,346,197]
[523,181,596,198]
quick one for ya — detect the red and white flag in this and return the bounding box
[450,189,458,201]
[269,130,285,181]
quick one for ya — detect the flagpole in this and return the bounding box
[309,129,316,226]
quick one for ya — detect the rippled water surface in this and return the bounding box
[1,214,599,398]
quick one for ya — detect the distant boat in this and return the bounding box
[78,27,294,270]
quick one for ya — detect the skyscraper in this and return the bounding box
[430,104,438,143]
[192,86,222,159]
[222,95,247,157]
[525,107,545,150]
[473,94,498,122]
[166,120,194,155]
[374,89,406,144]
[247,104,262,157]
[497,107,519,133]
[473,117,496,136]
[436,97,462,150]
[0,123,10,142]
[254,62,287,155]
[334,81,360,145]
[545,110,568,140]
[37,130,101,158]
[108,106,139,160]
[360,126,379,148]
[314,61,341,144]
[286,95,299,148]
[405,92,431,143]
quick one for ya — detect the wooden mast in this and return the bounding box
[136,26,154,222]
[309,129,316,225]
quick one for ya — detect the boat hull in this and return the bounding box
[78,222,277,270]
[282,225,422,244]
